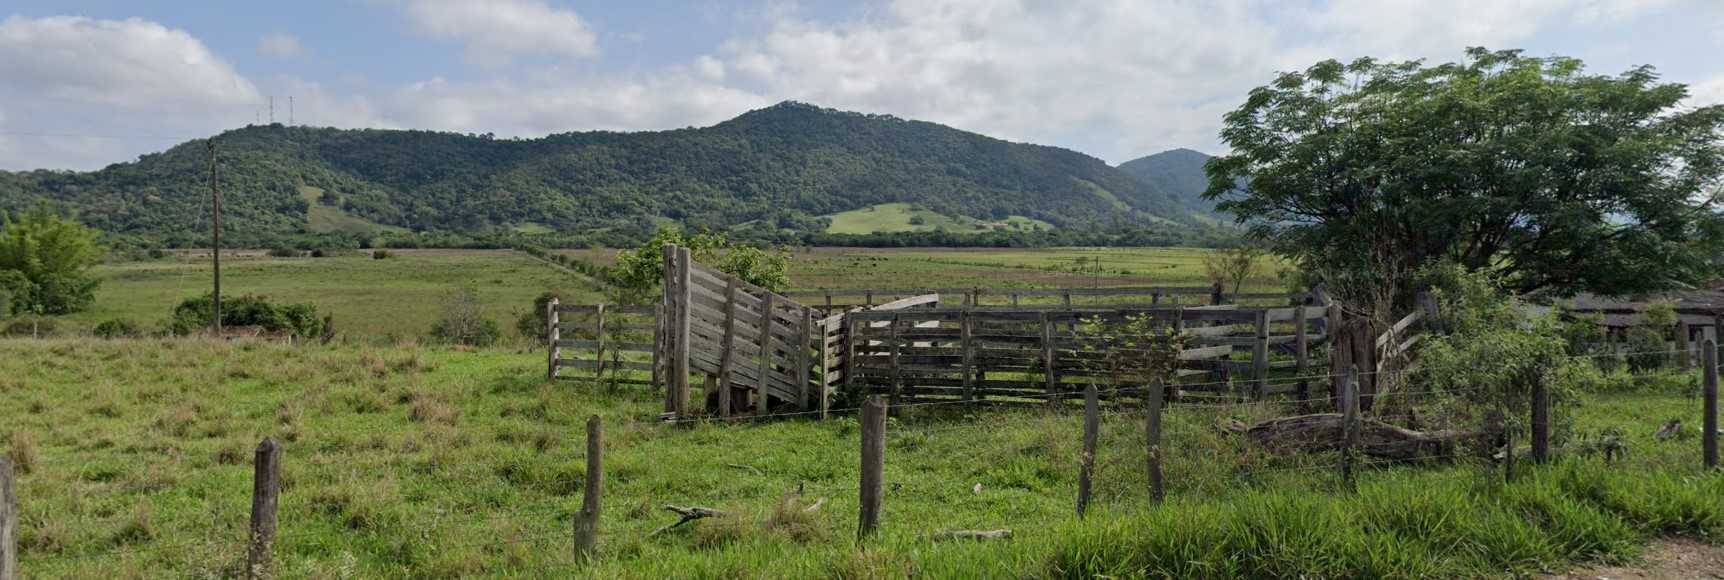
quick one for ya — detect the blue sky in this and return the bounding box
[3,0,1722,170]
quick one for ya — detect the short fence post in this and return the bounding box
[1146,378,1165,503]
[546,298,560,381]
[670,246,693,417]
[1,457,15,580]
[717,279,739,417]
[960,309,976,401]
[1341,366,1358,491]
[1532,357,1551,464]
[661,245,677,414]
[1328,304,1346,409]
[594,303,607,383]
[758,294,776,415]
[1705,339,1719,469]
[1078,384,1100,517]
[798,311,813,411]
[573,416,603,560]
[247,438,282,580]
[887,314,902,412]
[1294,305,1310,410]
[1042,312,1058,407]
[1252,309,1270,400]
[1679,320,1693,370]
[1211,281,1225,306]
[859,397,887,539]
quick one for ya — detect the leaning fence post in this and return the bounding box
[1532,356,1551,464]
[1078,384,1100,517]
[1,457,15,580]
[573,416,603,560]
[1341,366,1359,491]
[1041,312,1058,407]
[1294,305,1310,410]
[1705,339,1719,469]
[546,298,560,381]
[674,246,693,417]
[1252,309,1270,400]
[859,397,886,538]
[1146,378,1165,503]
[247,438,282,580]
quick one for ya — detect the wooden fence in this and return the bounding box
[846,304,1334,405]
[784,285,1307,315]
[546,302,661,386]
[661,245,823,418]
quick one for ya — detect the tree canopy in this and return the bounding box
[0,206,104,315]
[1206,48,1724,301]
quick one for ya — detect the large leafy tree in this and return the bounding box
[1206,48,1724,303]
[0,206,104,315]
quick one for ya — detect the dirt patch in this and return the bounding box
[1544,538,1724,579]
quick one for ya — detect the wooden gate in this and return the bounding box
[661,244,824,419]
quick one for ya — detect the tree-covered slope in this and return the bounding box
[0,102,1203,245]
[1117,148,1223,215]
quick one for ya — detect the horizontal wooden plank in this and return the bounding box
[555,340,655,351]
[554,304,657,315]
[559,359,655,371]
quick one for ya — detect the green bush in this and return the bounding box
[266,247,301,258]
[167,293,329,339]
[93,318,142,339]
[514,291,563,341]
[2,316,57,337]
[372,250,394,260]
[0,206,103,315]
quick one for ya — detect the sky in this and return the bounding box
[2,0,1723,171]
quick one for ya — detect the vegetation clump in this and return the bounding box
[429,287,502,347]
[0,206,104,315]
[167,293,331,339]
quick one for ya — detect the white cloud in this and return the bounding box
[1689,77,1724,108]
[0,15,259,107]
[399,0,598,65]
[257,32,304,59]
[381,72,769,136]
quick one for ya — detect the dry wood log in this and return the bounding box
[649,505,726,536]
[1243,413,1499,462]
[933,529,1013,541]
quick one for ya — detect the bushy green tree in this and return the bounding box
[0,206,104,315]
[610,227,790,302]
[430,287,501,347]
[1208,49,1724,304]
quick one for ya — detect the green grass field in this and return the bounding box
[65,250,600,338]
[297,187,408,236]
[1,338,1719,577]
[823,203,1053,235]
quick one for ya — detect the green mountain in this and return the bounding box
[0,101,1205,246]
[1116,148,1224,216]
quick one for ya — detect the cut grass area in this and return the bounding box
[784,246,1289,294]
[824,203,1052,235]
[1,338,1717,577]
[297,186,407,236]
[69,250,599,338]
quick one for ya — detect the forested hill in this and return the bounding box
[1116,148,1223,216]
[0,101,1210,247]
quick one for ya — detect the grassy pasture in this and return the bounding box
[822,203,1053,235]
[67,250,599,338]
[1,338,1720,578]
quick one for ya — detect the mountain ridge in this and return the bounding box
[0,101,1211,246]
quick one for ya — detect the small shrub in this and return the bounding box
[430,287,501,347]
[93,317,141,339]
[372,249,394,260]
[7,431,37,474]
[267,247,301,258]
[2,316,57,337]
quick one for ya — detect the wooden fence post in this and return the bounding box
[758,294,777,415]
[844,315,858,397]
[651,302,664,390]
[799,312,814,411]
[1211,281,1225,306]
[888,313,902,412]
[1679,320,1693,370]
[661,244,677,414]
[573,416,603,560]
[1341,367,1358,491]
[1328,304,1346,409]
[1294,305,1310,410]
[859,397,886,539]
[247,438,282,579]
[1078,384,1099,517]
[594,303,607,383]
[547,298,560,381]
[1252,309,1270,400]
[674,247,693,417]
[960,309,976,401]
[1706,339,1719,469]
[1042,312,1058,407]
[1146,378,1165,503]
[717,279,739,417]
[1532,357,1551,464]
[1,458,15,580]
[819,317,833,420]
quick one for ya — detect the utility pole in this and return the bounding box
[208,139,222,335]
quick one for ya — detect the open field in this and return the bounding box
[822,203,1053,235]
[66,250,600,338]
[556,245,1290,293]
[2,338,1720,577]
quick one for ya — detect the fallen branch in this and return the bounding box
[934,529,1012,541]
[802,497,826,513]
[649,505,726,537]
[1244,413,1501,462]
